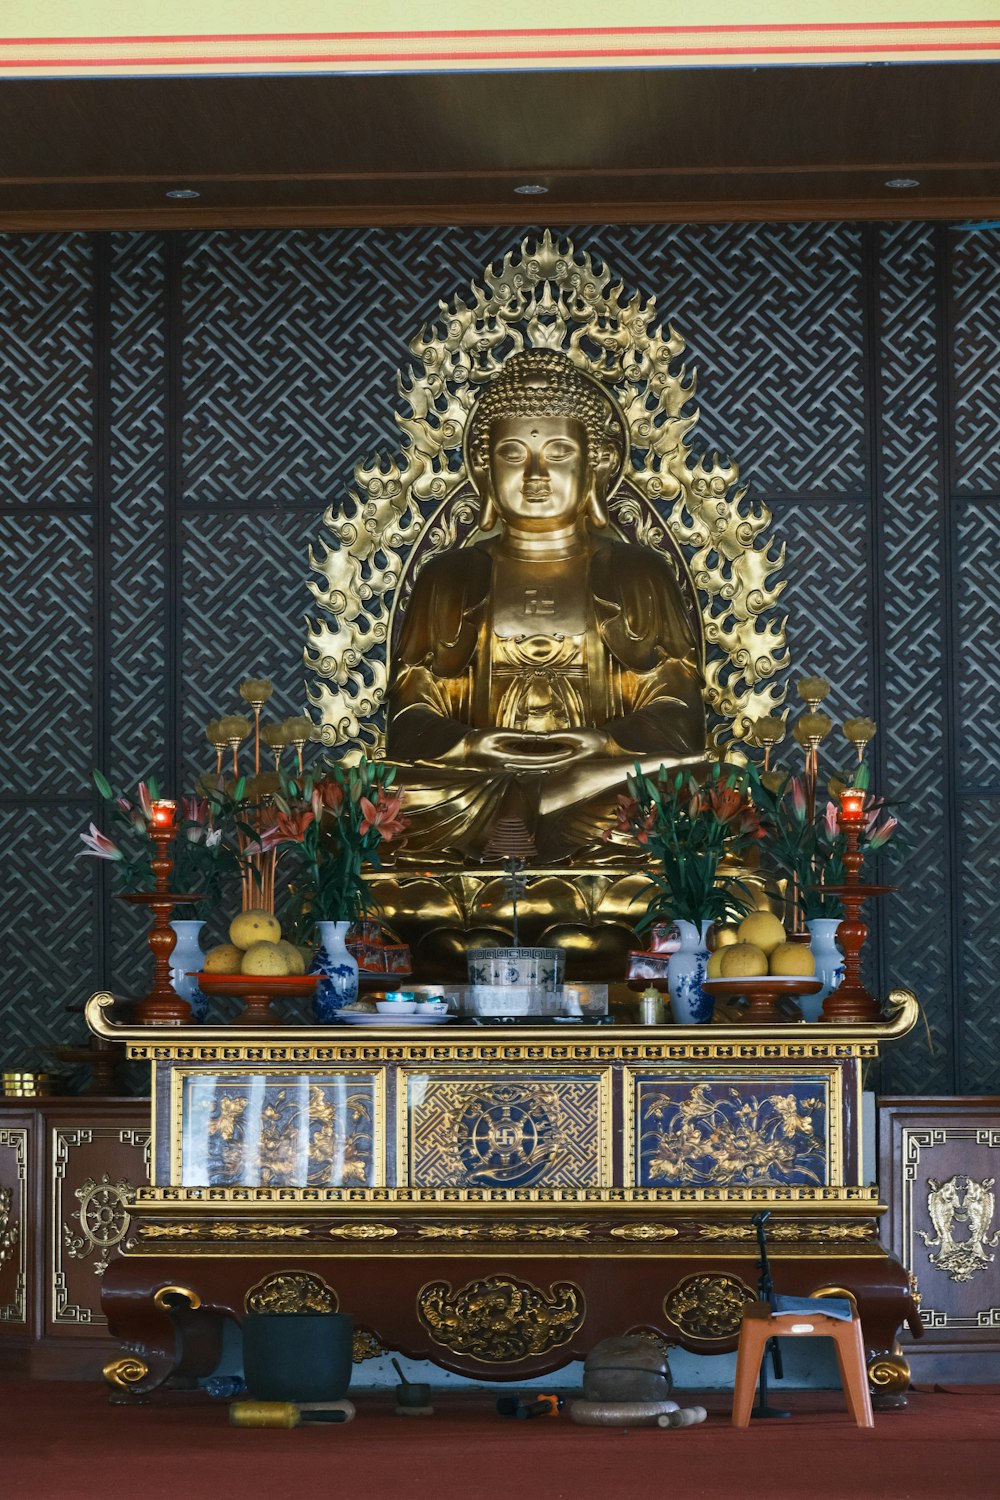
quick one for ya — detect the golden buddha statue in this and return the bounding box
[386,349,707,862]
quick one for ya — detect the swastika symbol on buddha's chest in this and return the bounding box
[522,588,555,616]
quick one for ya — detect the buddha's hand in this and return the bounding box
[462,727,611,767]
[461,729,576,766]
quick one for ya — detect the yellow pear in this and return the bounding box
[720,942,769,978]
[203,942,244,974]
[706,948,726,978]
[276,939,305,976]
[229,908,281,950]
[241,941,291,977]
[736,910,787,956]
[770,942,815,977]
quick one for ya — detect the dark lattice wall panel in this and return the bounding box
[0,512,96,794]
[951,230,1000,493]
[573,222,868,495]
[960,798,1000,1092]
[0,811,100,1054]
[178,510,318,786]
[875,224,954,1094]
[0,234,95,506]
[108,233,168,786]
[955,506,1000,790]
[766,500,871,690]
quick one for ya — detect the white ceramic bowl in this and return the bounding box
[375,998,417,1015]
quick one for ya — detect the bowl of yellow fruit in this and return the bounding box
[196,909,316,1025]
[704,911,822,1024]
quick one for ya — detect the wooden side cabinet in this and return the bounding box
[0,1099,149,1379]
[879,1096,1000,1383]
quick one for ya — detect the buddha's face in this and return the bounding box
[486,416,590,532]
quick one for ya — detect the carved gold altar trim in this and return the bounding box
[663,1272,757,1340]
[416,1222,591,1241]
[86,988,921,1058]
[245,1270,339,1314]
[169,1064,386,1190]
[103,1355,150,1390]
[396,1065,614,1191]
[623,1062,845,1192]
[416,1273,585,1362]
[127,1183,882,1210]
[0,1128,27,1324]
[305,230,786,750]
[696,1222,877,1241]
[152,1285,202,1312]
[609,1223,680,1241]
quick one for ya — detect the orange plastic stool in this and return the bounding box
[731,1301,874,1428]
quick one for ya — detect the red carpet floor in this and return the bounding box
[2,1381,998,1500]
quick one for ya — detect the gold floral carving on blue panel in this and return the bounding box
[636,1078,829,1188]
[181,1073,377,1188]
[407,1074,607,1189]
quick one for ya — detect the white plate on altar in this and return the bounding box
[336,1010,454,1026]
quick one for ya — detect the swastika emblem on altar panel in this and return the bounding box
[403,1072,611,1190]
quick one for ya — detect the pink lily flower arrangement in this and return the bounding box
[266,759,407,931]
[79,771,242,918]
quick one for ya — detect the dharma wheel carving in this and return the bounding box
[416,1273,585,1361]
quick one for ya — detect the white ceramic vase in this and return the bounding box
[805,917,845,1022]
[667,919,714,1024]
[169,918,209,1023]
[311,920,359,1022]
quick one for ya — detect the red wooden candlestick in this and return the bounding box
[121,801,201,1026]
[819,790,893,1024]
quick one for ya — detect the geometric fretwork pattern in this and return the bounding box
[0,809,100,1063]
[2,220,998,1098]
[0,511,96,794]
[959,800,1000,1094]
[405,1071,609,1188]
[951,229,1000,493]
[0,234,94,506]
[876,223,954,1095]
[178,509,319,788]
[956,506,1000,790]
[109,233,168,787]
[576,221,868,496]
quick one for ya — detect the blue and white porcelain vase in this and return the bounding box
[311,920,359,1022]
[169,918,209,1023]
[667,919,714,1024]
[805,917,845,1023]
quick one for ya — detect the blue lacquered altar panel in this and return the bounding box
[174,1070,384,1188]
[628,1069,840,1189]
[401,1069,614,1189]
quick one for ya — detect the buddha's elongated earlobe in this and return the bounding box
[587,481,609,527]
[479,492,498,531]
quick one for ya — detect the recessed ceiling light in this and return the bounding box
[885,178,920,190]
[514,184,548,196]
[165,188,201,200]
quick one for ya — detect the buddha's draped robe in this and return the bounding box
[386,534,706,861]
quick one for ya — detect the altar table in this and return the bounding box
[85,991,922,1405]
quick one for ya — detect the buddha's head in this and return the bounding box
[465,349,627,533]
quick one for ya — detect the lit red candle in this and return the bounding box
[839,786,865,824]
[150,799,177,831]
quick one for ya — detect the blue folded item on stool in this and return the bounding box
[770,1294,854,1321]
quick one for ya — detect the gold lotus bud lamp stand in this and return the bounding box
[817,785,894,1024]
[121,799,203,1025]
[239,677,274,775]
